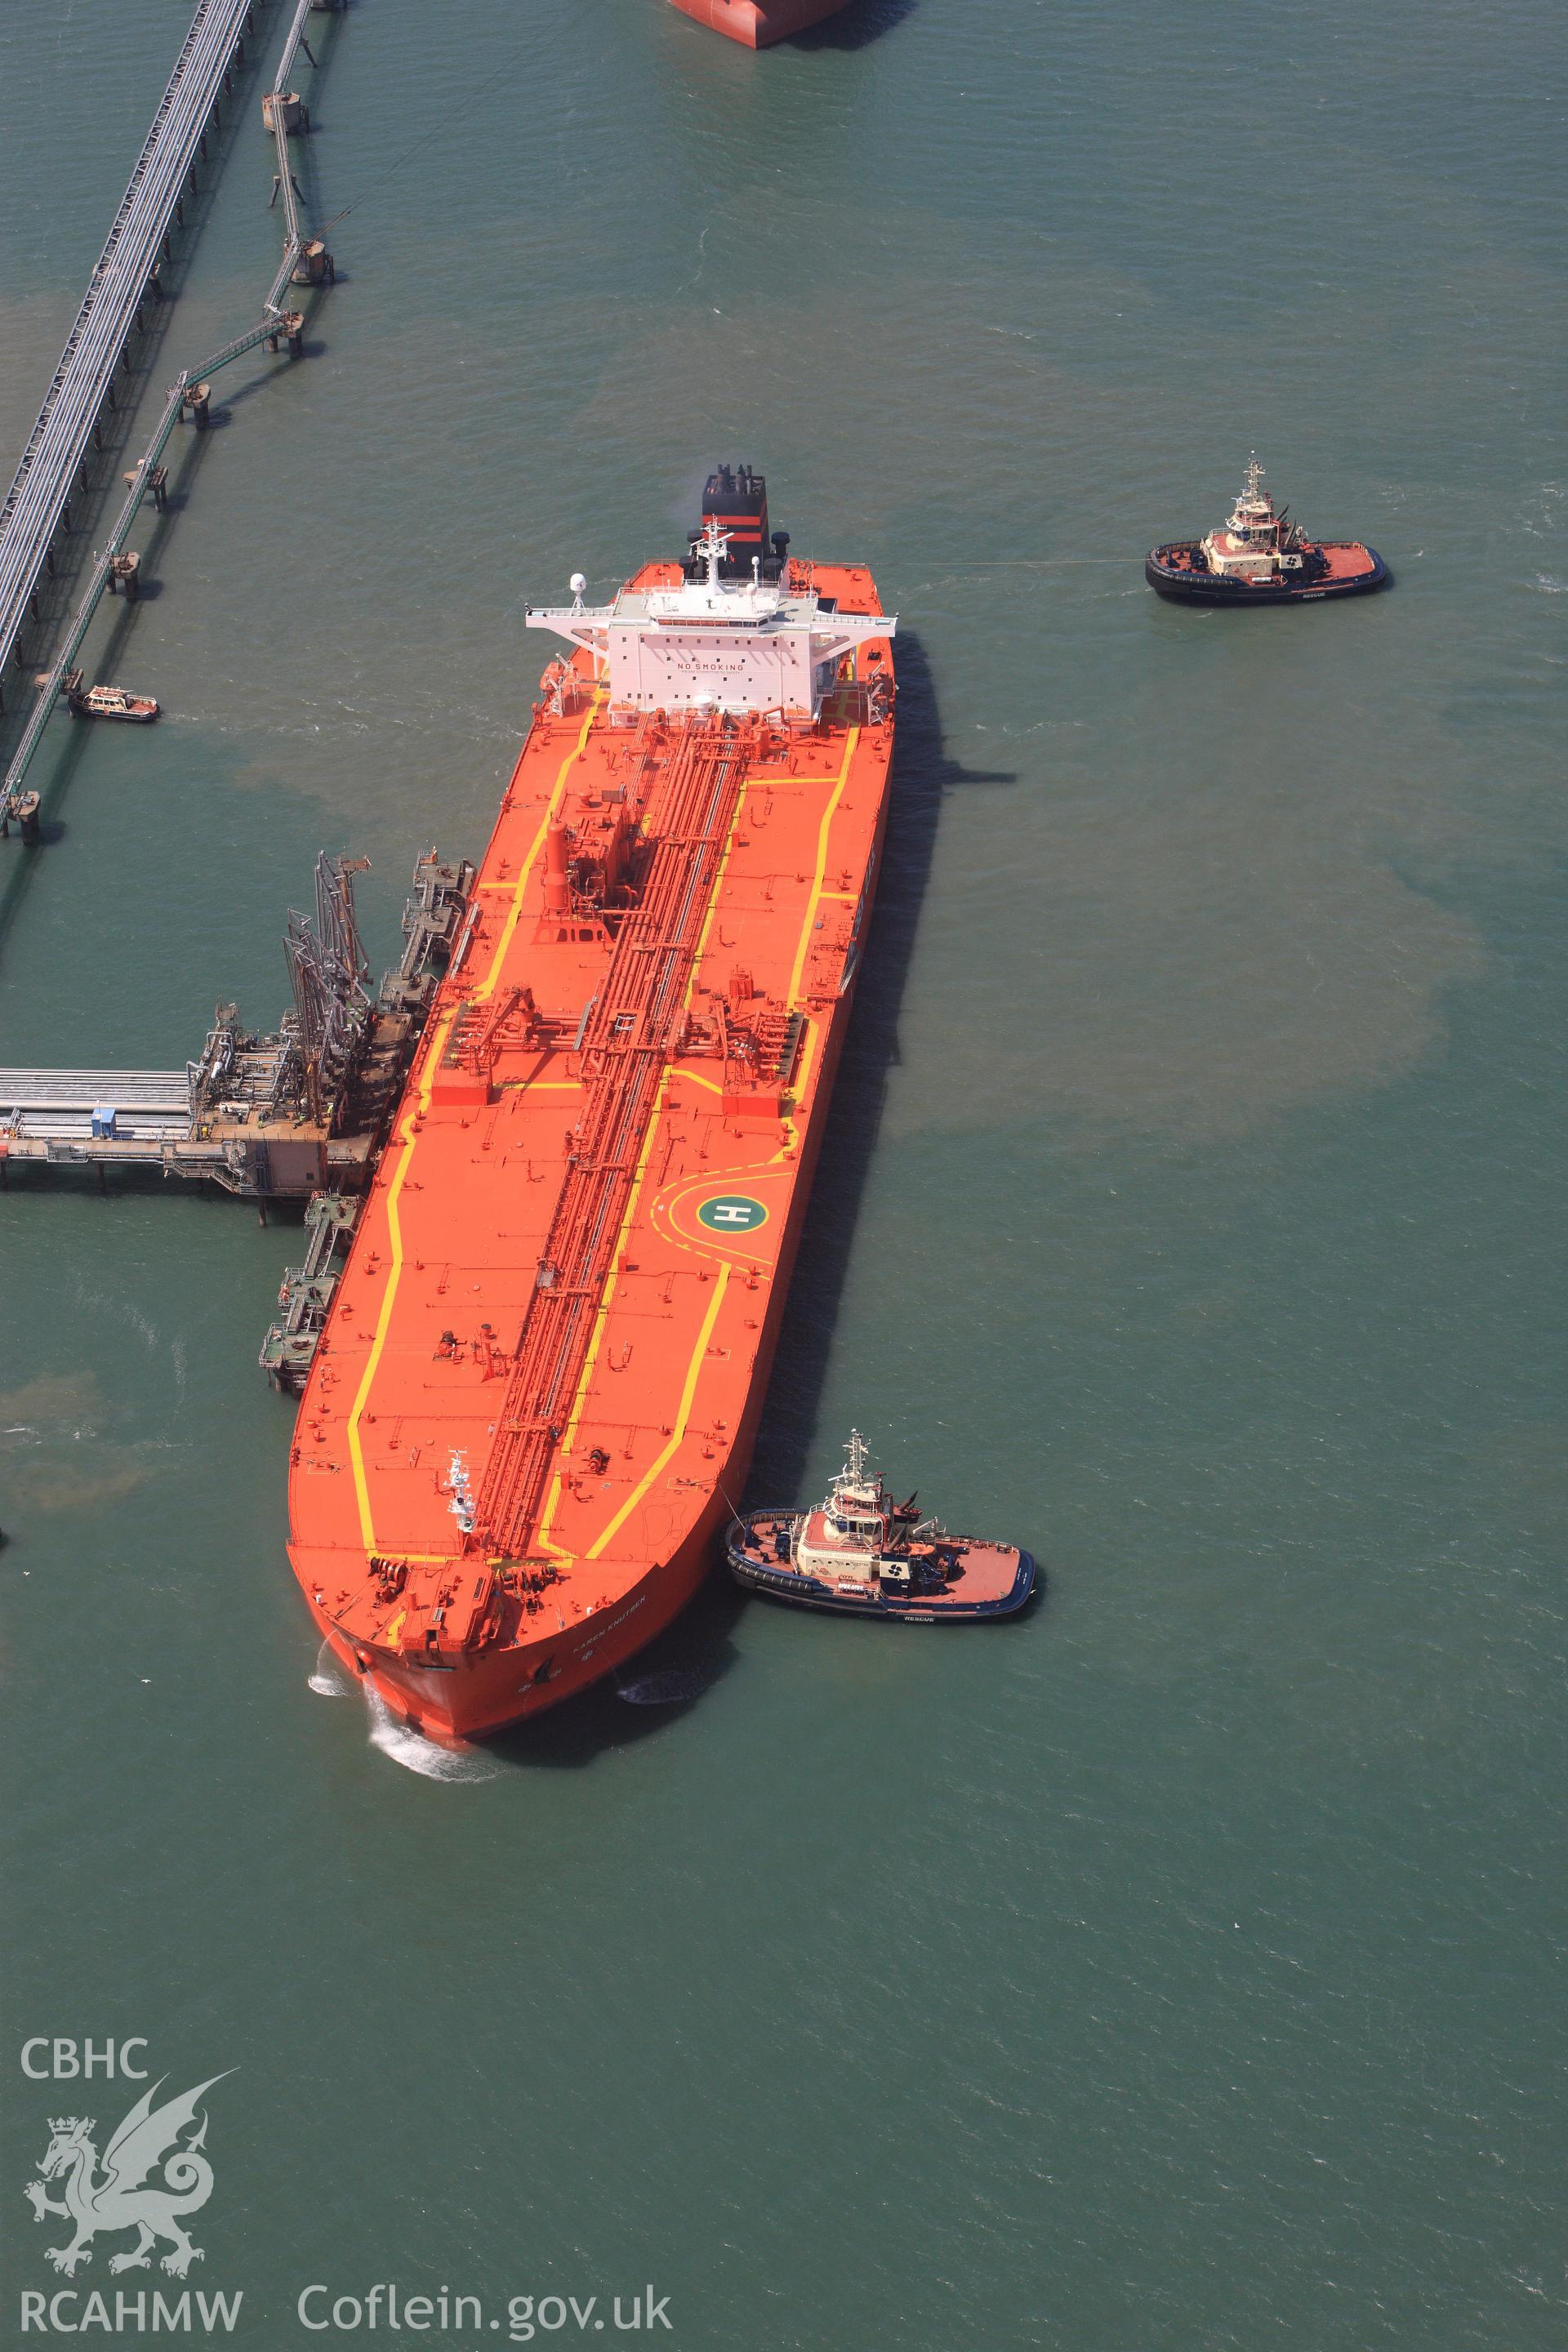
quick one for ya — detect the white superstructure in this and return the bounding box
[526,519,896,719]
[1200,454,1308,581]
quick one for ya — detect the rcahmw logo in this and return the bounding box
[20,2042,242,2335]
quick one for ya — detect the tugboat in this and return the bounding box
[728,1432,1036,1621]
[1147,457,1386,605]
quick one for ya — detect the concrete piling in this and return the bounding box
[264,313,306,357]
[262,91,309,135]
[292,238,334,286]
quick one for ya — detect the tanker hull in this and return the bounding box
[287,499,894,1744]
[666,0,853,47]
[306,988,858,1743]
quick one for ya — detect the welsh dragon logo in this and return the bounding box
[24,2074,231,2278]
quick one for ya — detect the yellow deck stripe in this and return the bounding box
[584,1262,731,1562]
[343,698,599,1551]
[532,1066,675,1553]
[578,725,849,1562]
[474,694,602,1004]
[345,1003,457,1549]
[345,703,828,1571]
[773,1016,820,1162]
[786,726,859,1008]
[533,766,754,1552]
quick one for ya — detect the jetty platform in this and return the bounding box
[0,851,474,1211]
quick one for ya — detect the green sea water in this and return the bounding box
[2,2,1565,2345]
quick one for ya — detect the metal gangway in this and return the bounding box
[0,0,255,701]
[264,0,328,305]
[0,1068,192,1145]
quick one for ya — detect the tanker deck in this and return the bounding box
[287,486,896,1740]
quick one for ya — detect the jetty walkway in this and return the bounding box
[0,0,254,704]
[0,0,344,840]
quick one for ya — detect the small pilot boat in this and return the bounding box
[727,1431,1036,1621]
[1147,456,1386,605]
[69,682,159,722]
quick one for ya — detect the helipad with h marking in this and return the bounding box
[697,1193,768,1233]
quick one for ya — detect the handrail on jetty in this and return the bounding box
[265,0,320,299]
[0,0,254,704]
[0,0,345,840]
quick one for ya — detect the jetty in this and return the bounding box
[0,851,474,1207]
[0,0,344,841]
[0,0,254,707]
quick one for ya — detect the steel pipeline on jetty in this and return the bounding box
[0,0,253,702]
[0,850,473,1211]
[0,0,346,842]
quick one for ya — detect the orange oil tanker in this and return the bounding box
[287,468,897,1740]
[666,0,853,47]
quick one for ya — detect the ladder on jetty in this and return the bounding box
[471,719,758,1562]
[0,0,254,701]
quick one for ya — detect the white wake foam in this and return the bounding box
[363,1685,499,1782]
[307,1640,352,1697]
